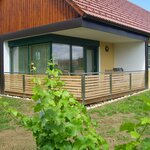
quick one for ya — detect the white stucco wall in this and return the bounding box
[99,46,101,72]
[3,41,10,73]
[114,42,145,71]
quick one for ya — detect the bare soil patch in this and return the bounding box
[91,113,134,149]
[0,128,36,150]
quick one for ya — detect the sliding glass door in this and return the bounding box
[11,41,98,74]
[86,48,95,73]
[72,46,84,73]
[11,46,28,73]
[52,43,70,73]
[30,43,49,74]
[52,44,97,74]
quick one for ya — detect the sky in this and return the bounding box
[128,0,150,11]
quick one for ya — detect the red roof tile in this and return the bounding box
[71,0,150,34]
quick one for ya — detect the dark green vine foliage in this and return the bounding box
[10,62,108,150]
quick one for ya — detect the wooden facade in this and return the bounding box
[0,0,79,34]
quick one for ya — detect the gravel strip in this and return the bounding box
[87,89,150,110]
[0,94,32,101]
[0,89,149,109]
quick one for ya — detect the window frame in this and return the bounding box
[9,34,99,74]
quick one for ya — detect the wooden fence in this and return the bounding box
[4,74,82,100]
[4,71,145,104]
[84,72,145,103]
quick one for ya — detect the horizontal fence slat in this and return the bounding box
[4,74,82,99]
[4,71,145,104]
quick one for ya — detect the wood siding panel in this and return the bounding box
[0,0,79,34]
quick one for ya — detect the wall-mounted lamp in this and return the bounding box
[105,45,109,52]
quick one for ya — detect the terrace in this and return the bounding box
[3,25,147,104]
[4,70,145,104]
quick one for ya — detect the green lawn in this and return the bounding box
[0,97,35,150]
[0,91,150,149]
[0,96,34,131]
[89,91,150,148]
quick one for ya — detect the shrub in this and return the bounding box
[7,62,108,150]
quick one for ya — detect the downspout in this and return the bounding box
[145,39,149,89]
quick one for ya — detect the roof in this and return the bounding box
[69,0,150,34]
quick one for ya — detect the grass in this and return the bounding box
[0,96,34,131]
[89,93,150,117]
[89,91,150,148]
[0,91,150,149]
[0,96,35,150]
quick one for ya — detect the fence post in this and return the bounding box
[145,71,147,89]
[22,75,25,97]
[81,74,85,105]
[129,73,132,91]
[109,73,112,98]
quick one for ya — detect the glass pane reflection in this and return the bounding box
[30,43,49,74]
[72,46,84,73]
[52,43,70,73]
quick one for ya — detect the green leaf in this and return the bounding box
[33,78,41,85]
[62,90,70,98]
[115,142,136,150]
[54,91,62,97]
[22,116,31,126]
[115,144,127,150]
[45,109,57,119]
[140,138,150,150]
[130,131,140,139]
[4,62,107,149]
[69,98,76,103]
[61,143,72,150]
[141,117,150,125]
[120,122,136,132]
[66,123,78,137]
[41,144,54,150]
[31,94,38,101]
[34,103,42,112]
[9,108,18,117]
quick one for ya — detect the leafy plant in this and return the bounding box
[115,95,150,150]
[4,62,108,150]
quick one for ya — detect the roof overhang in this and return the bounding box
[83,15,150,38]
[0,17,149,42]
[69,0,150,36]
[53,27,141,43]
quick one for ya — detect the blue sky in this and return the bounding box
[128,0,150,11]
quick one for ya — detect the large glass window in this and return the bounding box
[30,43,49,74]
[52,43,70,73]
[11,46,28,73]
[72,46,84,73]
[10,41,98,74]
[87,48,95,72]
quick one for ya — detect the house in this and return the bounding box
[0,0,150,104]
